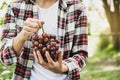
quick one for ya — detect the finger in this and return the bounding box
[28,19,42,29]
[26,18,45,29]
[37,21,41,29]
[33,51,38,62]
[42,65,49,70]
[24,21,39,28]
[24,26,38,33]
[40,21,45,25]
[58,51,63,64]
[36,50,44,63]
[45,51,54,64]
[36,50,48,66]
[27,18,39,23]
[38,21,45,29]
[25,30,35,36]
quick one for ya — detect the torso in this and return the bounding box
[30,1,67,80]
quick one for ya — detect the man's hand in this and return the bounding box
[20,18,44,41]
[13,18,44,56]
[34,50,69,73]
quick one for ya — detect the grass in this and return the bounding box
[80,57,120,80]
[81,69,120,80]
[80,43,120,80]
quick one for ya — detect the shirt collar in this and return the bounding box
[25,0,77,11]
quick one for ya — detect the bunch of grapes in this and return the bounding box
[31,32,61,62]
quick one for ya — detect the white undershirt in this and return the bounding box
[30,1,67,80]
[37,1,58,36]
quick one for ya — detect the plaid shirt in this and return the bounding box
[0,0,88,80]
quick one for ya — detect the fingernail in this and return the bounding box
[37,50,39,53]
[46,51,49,53]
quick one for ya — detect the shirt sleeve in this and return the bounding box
[0,4,18,66]
[63,5,88,80]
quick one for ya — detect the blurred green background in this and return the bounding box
[0,0,120,80]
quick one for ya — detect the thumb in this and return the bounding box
[41,21,45,25]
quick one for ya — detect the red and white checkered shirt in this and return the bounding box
[0,0,88,80]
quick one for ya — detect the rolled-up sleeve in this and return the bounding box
[63,5,88,80]
[0,4,18,66]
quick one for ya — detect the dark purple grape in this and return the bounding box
[31,44,34,48]
[50,39,55,42]
[55,40,60,44]
[39,35,43,39]
[32,40,35,44]
[47,44,51,50]
[34,41,39,46]
[50,34,56,39]
[53,47,56,50]
[50,54,55,60]
[50,42,57,47]
[38,36,43,43]
[31,33,60,62]
[47,34,51,39]
[39,48,42,52]
[44,38,49,43]
[42,47,47,52]
[39,44,43,48]
[50,47,56,51]
[34,47,38,50]
[33,35,38,40]
[55,44,59,50]
[56,50,61,54]
[42,33,47,38]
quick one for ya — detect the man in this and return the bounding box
[0,0,88,80]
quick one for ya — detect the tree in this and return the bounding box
[102,0,120,50]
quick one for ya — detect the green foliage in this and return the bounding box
[90,39,120,65]
[81,45,120,80]
[0,2,7,26]
[0,62,15,79]
[0,0,15,26]
[0,2,8,10]
[81,31,120,80]
[81,70,120,80]
[0,17,5,25]
[97,35,112,51]
[95,31,120,59]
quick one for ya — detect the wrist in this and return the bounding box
[13,32,26,56]
[19,31,27,41]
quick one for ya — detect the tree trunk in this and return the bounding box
[102,0,120,50]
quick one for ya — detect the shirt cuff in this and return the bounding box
[63,58,81,71]
[1,38,18,65]
[63,58,81,79]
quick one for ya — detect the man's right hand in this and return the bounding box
[13,18,44,56]
[20,18,44,41]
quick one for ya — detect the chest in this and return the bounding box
[14,3,79,34]
[37,4,58,36]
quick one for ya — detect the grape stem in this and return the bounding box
[41,26,45,33]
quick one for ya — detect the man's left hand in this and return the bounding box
[34,50,68,73]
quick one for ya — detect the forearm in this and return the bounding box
[13,19,43,56]
[13,33,26,56]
